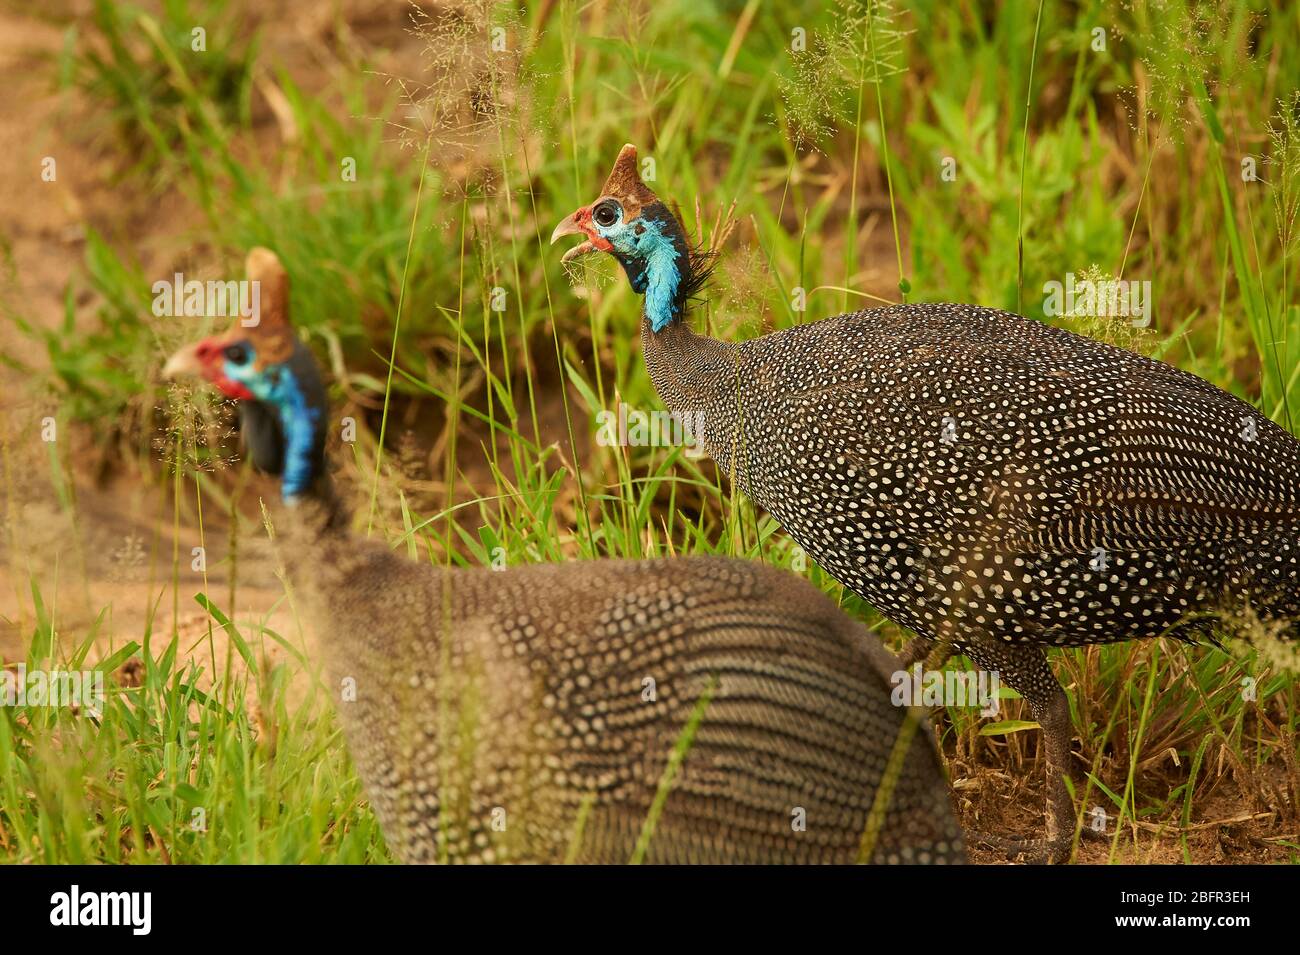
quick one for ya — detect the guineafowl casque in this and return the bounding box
[162,248,966,864]
[552,144,1300,863]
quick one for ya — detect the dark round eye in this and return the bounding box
[223,344,249,365]
[592,201,620,228]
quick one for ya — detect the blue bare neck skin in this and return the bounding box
[276,388,321,502]
[610,206,690,332]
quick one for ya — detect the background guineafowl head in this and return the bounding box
[163,248,329,501]
[551,144,712,331]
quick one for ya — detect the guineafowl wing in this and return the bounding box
[758,304,1300,553]
[738,304,1300,642]
[300,542,965,863]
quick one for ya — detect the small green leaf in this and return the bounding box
[173,782,204,805]
[979,719,1041,736]
[94,642,141,677]
[194,593,255,671]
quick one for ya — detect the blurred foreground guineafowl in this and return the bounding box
[162,248,965,864]
[553,145,1300,863]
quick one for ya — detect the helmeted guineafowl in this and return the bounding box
[552,144,1300,863]
[162,248,965,864]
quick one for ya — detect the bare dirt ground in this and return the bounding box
[0,0,427,681]
[0,2,300,689]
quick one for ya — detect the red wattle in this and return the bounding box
[215,377,255,401]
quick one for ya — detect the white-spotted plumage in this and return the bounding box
[648,302,1300,652]
[640,300,1300,863]
[562,148,1297,860]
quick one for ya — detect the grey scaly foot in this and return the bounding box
[896,635,935,668]
[969,831,1065,865]
[963,639,1077,864]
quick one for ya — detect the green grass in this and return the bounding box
[2,0,1299,862]
[0,582,386,863]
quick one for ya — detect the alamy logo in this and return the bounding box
[890,664,1001,716]
[595,404,706,458]
[1043,271,1151,327]
[1,665,104,715]
[152,273,261,327]
[49,885,151,935]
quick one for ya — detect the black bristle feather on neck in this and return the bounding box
[659,199,719,316]
[681,238,717,302]
[238,400,285,476]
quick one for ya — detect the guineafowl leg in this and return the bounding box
[896,635,937,668]
[897,628,962,667]
[962,640,1075,864]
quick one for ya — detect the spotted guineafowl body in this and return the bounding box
[647,305,1300,649]
[554,144,1300,862]
[283,524,965,864]
[164,247,966,865]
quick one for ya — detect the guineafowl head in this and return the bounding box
[163,248,329,502]
[551,144,712,331]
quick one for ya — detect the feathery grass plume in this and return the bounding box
[1266,92,1300,292]
[778,0,911,152]
[108,532,147,584]
[1061,264,1158,354]
[678,197,736,301]
[363,0,536,531]
[376,1,528,178]
[1223,602,1300,675]
[686,202,773,335]
[719,240,773,330]
[778,29,841,150]
[396,428,426,480]
[157,382,240,477]
[559,242,619,296]
[1117,0,1223,140]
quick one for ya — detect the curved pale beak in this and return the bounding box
[163,341,205,380]
[551,209,597,264]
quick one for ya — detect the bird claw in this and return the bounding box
[969,829,1072,864]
